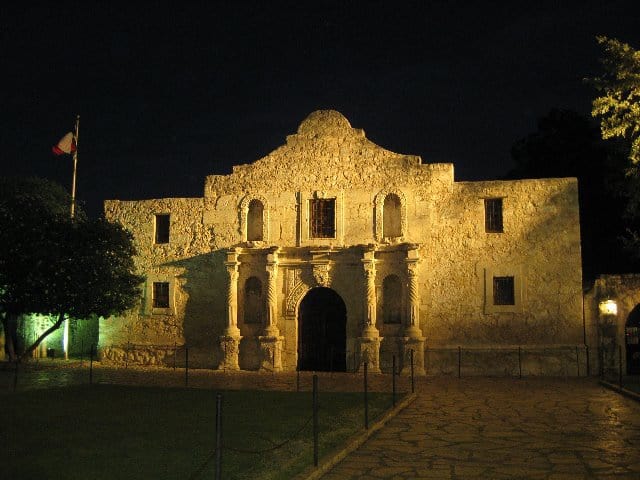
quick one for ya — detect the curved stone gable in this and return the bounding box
[205,110,434,196]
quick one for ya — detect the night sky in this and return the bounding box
[2,1,640,218]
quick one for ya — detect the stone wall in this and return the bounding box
[102,110,584,374]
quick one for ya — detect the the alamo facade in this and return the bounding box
[101,110,584,375]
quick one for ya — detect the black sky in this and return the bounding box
[2,1,640,218]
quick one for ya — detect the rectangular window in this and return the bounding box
[309,199,336,238]
[155,214,170,244]
[152,282,170,308]
[484,198,503,233]
[493,276,515,305]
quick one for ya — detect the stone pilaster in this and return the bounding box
[259,247,283,371]
[219,248,241,370]
[402,246,425,375]
[357,246,382,373]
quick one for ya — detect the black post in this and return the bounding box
[619,345,623,388]
[410,349,415,394]
[518,346,522,379]
[329,346,334,373]
[215,393,223,480]
[296,368,300,392]
[576,345,580,377]
[353,351,357,374]
[173,341,177,370]
[364,362,369,430]
[80,339,84,365]
[89,344,94,385]
[392,355,396,407]
[586,345,590,376]
[313,375,318,467]
[598,345,603,378]
[458,346,461,379]
[13,361,18,392]
[185,346,189,387]
[125,342,129,369]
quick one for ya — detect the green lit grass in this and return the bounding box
[2,385,394,480]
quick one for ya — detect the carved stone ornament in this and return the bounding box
[313,264,330,287]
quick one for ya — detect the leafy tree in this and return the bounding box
[591,36,640,166]
[591,37,640,254]
[0,177,143,361]
[506,109,635,282]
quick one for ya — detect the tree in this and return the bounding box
[591,37,640,254]
[591,36,640,166]
[506,109,635,282]
[0,177,144,361]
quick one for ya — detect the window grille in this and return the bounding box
[153,282,170,308]
[493,276,515,305]
[309,199,335,238]
[484,198,503,233]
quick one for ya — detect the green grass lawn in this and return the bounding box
[2,385,394,480]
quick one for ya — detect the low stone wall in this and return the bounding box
[100,345,178,367]
[425,345,590,377]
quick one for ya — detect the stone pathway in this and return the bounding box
[322,377,640,479]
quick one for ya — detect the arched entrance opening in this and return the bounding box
[298,287,346,372]
[626,304,640,374]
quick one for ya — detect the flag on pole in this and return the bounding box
[52,132,76,155]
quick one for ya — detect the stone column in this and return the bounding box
[357,246,382,373]
[259,247,284,371]
[219,248,242,370]
[402,246,426,375]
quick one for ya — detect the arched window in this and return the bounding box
[244,276,263,324]
[383,194,402,238]
[382,275,402,324]
[247,199,264,241]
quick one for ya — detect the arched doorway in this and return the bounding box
[298,287,346,372]
[626,304,640,374]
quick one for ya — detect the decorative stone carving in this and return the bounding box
[357,336,382,373]
[219,248,241,370]
[313,263,330,287]
[258,335,284,372]
[264,247,280,337]
[219,335,241,371]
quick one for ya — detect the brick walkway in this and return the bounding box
[322,377,640,480]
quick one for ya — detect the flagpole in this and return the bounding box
[65,114,80,361]
[70,114,80,218]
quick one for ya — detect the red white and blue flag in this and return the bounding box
[52,132,76,155]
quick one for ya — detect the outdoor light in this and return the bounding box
[599,299,618,316]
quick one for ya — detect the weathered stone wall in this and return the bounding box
[102,110,584,374]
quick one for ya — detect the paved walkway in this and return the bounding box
[322,377,640,480]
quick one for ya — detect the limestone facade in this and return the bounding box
[101,110,583,375]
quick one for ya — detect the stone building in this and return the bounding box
[101,110,584,375]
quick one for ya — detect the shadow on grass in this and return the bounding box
[2,385,394,480]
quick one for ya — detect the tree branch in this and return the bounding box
[19,312,66,361]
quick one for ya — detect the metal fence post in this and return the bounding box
[364,362,369,430]
[13,361,19,392]
[576,345,580,377]
[458,346,461,379]
[296,368,300,392]
[410,349,415,394]
[185,346,189,387]
[586,345,590,376]
[313,375,318,467]
[392,355,396,408]
[215,393,223,480]
[89,344,94,385]
[173,341,177,370]
[619,345,623,388]
[518,346,522,379]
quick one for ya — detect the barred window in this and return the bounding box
[152,282,170,308]
[493,276,515,305]
[309,199,335,238]
[484,198,503,233]
[154,214,170,244]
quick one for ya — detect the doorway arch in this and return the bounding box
[626,304,640,374]
[298,287,346,372]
